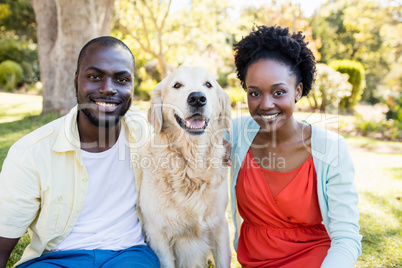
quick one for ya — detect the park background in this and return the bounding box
[0,0,401,267]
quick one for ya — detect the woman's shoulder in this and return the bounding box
[308,122,345,144]
[231,115,258,129]
[306,122,350,164]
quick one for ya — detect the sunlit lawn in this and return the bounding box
[1,92,401,267]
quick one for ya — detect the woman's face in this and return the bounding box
[245,58,302,133]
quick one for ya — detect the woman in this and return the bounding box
[227,25,362,267]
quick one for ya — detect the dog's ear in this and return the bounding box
[218,83,232,134]
[148,78,166,133]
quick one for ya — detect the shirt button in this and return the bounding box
[83,178,88,182]
[58,196,63,201]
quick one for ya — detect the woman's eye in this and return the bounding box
[173,82,182,89]
[250,91,260,97]
[205,81,212,88]
[274,90,285,96]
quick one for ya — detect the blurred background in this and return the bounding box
[0,0,401,267]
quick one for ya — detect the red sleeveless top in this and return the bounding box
[236,150,331,268]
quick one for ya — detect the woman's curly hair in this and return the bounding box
[233,25,316,97]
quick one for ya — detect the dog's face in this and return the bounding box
[148,66,231,136]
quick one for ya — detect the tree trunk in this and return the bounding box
[32,0,115,114]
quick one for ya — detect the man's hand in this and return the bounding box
[223,139,232,166]
[0,236,19,268]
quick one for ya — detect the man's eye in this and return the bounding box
[117,77,128,83]
[173,82,182,89]
[88,74,101,80]
[205,81,212,88]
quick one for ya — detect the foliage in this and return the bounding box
[236,1,322,61]
[385,93,402,128]
[330,60,365,113]
[0,38,38,84]
[0,0,38,86]
[0,0,36,42]
[354,115,402,141]
[136,79,157,101]
[227,73,240,87]
[0,60,24,91]
[310,0,396,103]
[309,63,352,112]
[114,0,234,82]
[225,87,247,107]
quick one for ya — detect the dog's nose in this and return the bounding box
[187,92,207,108]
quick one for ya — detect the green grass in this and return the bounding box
[1,93,401,267]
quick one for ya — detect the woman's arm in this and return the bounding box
[321,137,362,268]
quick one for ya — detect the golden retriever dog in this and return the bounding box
[139,66,232,268]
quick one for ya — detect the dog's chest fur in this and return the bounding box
[141,133,226,237]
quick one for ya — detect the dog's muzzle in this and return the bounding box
[174,114,210,135]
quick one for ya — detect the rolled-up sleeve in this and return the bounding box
[0,141,40,238]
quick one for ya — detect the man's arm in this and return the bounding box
[0,236,19,268]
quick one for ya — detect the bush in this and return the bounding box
[355,116,402,141]
[385,93,402,128]
[309,64,352,113]
[0,38,38,83]
[227,73,240,87]
[225,87,247,107]
[0,60,24,91]
[135,79,158,101]
[217,74,228,88]
[330,60,366,113]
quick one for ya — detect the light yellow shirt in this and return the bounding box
[0,105,150,267]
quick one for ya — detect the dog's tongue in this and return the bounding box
[185,118,205,129]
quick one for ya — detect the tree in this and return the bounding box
[0,0,36,42]
[235,1,322,61]
[0,0,38,85]
[114,0,171,79]
[32,0,115,114]
[310,0,394,103]
[114,0,234,80]
[309,63,352,112]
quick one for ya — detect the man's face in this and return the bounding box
[75,44,134,128]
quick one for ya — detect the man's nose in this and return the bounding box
[99,78,116,95]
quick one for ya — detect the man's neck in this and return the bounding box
[77,112,122,153]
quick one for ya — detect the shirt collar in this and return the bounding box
[52,105,150,153]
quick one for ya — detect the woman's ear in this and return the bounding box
[295,82,303,103]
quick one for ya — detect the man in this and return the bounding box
[0,37,159,267]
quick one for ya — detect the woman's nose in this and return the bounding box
[260,96,275,109]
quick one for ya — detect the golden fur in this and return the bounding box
[139,66,231,268]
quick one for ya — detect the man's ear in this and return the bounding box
[74,71,78,91]
[148,77,168,133]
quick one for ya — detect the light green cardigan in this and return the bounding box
[226,116,362,268]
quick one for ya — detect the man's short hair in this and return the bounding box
[76,36,135,72]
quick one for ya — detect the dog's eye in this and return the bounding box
[205,82,212,88]
[173,82,182,89]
